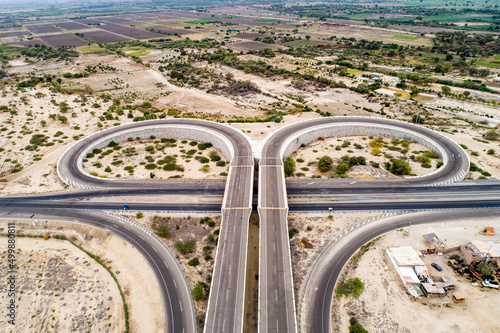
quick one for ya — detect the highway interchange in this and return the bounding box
[1,117,500,333]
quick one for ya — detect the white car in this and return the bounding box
[482,280,499,289]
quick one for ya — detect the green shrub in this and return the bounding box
[157,225,170,238]
[174,239,196,254]
[335,277,365,300]
[349,317,368,333]
[390,159,411,175]
[284,157,296,177]
[318,156,333,172]
[288,228,299,239]
[192,281,206,301]
[188,257,200,266]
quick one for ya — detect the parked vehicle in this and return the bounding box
[123,204,129,210]
[431,263,443,271]
[482,280,499,289]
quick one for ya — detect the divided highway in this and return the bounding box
[1,116,493,333]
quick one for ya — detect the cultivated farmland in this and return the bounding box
[54,21,91,31]
[39,33,88,48]
[78,30,132,43]
[24,24,62,34]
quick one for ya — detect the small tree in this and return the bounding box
[390,159,411,175]
[283,157,296,177]
[318,156,333,172]
[157,224,170,238]
[476,262,491,276]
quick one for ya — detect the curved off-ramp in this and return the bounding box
[0,208,196,333]
[56,119,255,333]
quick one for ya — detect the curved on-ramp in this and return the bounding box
[258,117,470,333]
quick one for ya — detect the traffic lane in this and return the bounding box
[288,199,500,211]
[303,208,500,333]
[260,166,287,208]
[224,166,254,209]
[286,182,500,193]
[0,199,222,212]
[259,208,295,333]
[0,208,196,333]
[205,208,252,333]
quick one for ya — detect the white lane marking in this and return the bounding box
[307,182,314,185]
[350,181,356,184]
[153,247,158,253]
[163,260,169,269]
[173,279,177,288]
[179,301,183,312]
[138,234,145,241]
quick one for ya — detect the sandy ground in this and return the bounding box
[119,212,220,326]
[289,211,386,306]
[335,217,500,333]
[0,219,165,333]
[290,135,440,179]
[0,226,124,332]
[83,138,229,180]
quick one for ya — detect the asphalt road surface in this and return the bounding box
[0,117,486,333]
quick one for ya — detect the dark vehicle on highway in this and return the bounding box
[431,263,442,271]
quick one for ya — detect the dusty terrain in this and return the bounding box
[0,226,124,332]
[289,135,440,179]
[289,211,386,305]
[83,138,229,180]
[335,218,500,333]
[0,218,165,333]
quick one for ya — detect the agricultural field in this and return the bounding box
[38,34,88,48]
[77,30,132,44]
[24,24,62,34]
[95,22,163,40]
[53,21,90,31]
